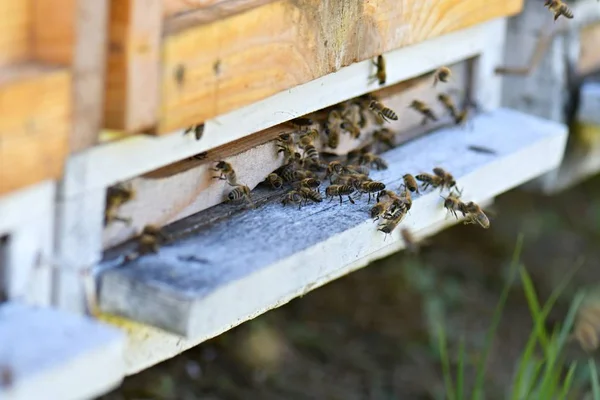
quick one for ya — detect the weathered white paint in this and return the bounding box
[0,302,125,400]
[472,18,507,110]
[98,109,567,371]
[62,21,495,198]
[0,181,56,306]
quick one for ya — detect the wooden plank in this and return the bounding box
[156,0,523,133]
[104,0,162,132]
[0,0,31,66]
[102,62,469,248]
[579,23,600,76]
[0,64,71,195]
[0,302,124,400]
[32,0,110,152]
[163,0,275,20]
[65,21,492,198]
[98,108,567,340]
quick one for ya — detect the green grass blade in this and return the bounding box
[456,337,465,400]
[590,359,600,400]
[471,234,524,400]
[519,266,549,350]
[438,324,455,400]
[557,362,577,400]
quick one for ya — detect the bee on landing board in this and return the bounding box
[415,173,443,191]
[326,185,356,205]
[544,0,573,21]
[212,161,238,186]
[183,124,205,141]
[282,190,305,209]
[433,66,452,87]
[369,55,387,86]
[265,173,284,189]
[298,135,319,165]
[432,167,458,191]
[356,181,386,203]
[227,184,253,207]
[377,208,407,238]
[402,174,419,194]
[409,100,438,125]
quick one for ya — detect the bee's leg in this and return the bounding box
[367,192,372,204]
[338,195,343,205]
[348,195,356,205]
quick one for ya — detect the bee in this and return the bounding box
[293,169,317,181]
[340,119,361,139]
[544,0,573,21]
[572,296,600,352]
[416,173,443,190]
[433,66,452,87]
[326,127,340,149]
[300,128,320,142]
[276,133,297,161]
[440,191,463,219]
[191,152,208,161]
[462,202,490,229]
[326,161,345,181]
[265,173,284,189]
[299,187,323,203]
[298,135,319,164]
[370,201,391,221]
[437,93,458,118]
[388,188,412,216]
[227,184,253,207]
[369,100,398,123]
[325,110,343,149]
[432,167,457,190]
[295,177,321,189]
[402,174,419,194]
[183,124,205,140]
[378,208,407,237]
[401,228,420,254]
[370,54,386,85]
[467,145,497,155]
[373,128,395,149]
[277,157,302,182]
[325,185,356,205]
[340,173,371,189]
[292,117,314,128]
[454,108,472,129]
[409,100,438,125]
[352,96,371,128]
[358,152,388,170]
[377,189,401,203]
[104,183,136,226]
[346,143,372,164]
[138,225,168,255]
[0,365,13,388]
[212,161,238,186]
[282,190,305,209]
[344,164,371,176]
[357,181,386,203]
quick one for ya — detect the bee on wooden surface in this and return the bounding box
[340,173,371,190]
[387,188,412,217]
[376,189,401,203]
[358,152,388,170]
[265,173,284,189]
[183,124,205,141]
[572,296,600,352]
[416,173,443,191]
[373,128,395,150]
[432,167,457,190]
[440,191,463,219]
[369,100,398,123]
[104,183,136,226]
[340,119,361,139]
[437,93,458,118]
[463,202,490,229]
[298,135,319,164]
[402,174,419,194]
[370,55,387,85]
[227,184,253,205]
[293,169,317,181]
[409,100,438,125]
[138,224,168,255]
[326,185,356,205]
[370,200,391,221]
[0,365,13,389]
[294,177,321,189]
[433,66,452,87]
[212,161,238,186]
[401,228,420,254]
[281,190,305,209]
[326,161,345,181]
[299,186,323,203]
[357,181,386,203]
[377,209,407,237]
[544,0,573,21]
[277,158,301,183]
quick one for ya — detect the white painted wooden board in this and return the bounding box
[61,20,497,198]
[0,302,125,400]
[98,109,567,342]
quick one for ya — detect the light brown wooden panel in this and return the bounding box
[163,0,275,20]
[0,64,71,195]
[579,23,600,76]
[32,0,110,152]
[155,0,522,134]
[104,0,162,133]
[0,0,32,66]
[102,60,469,248]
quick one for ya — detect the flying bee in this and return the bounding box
[295,177,321,189]
[281,190,305,209]
[340,119,361,139]
[298,135,319,164]
[402,174,419,194]
[370,54,387,85]
[326,185,356,205]
[373,128,395,149]
[227,184,253,207]
[104,183,136,226]
[433,66,452,87]
[369,100,398,123]
[463,202,490,229]
[544,0,573,21]
[572,296,600,352]
[432,167,457,190]
[265,173,284,189]
[409,100,438,125]
[356,181,386,203]
[401,228,420,254]
[183,124,205,140]
[212,161,238,186]
[437,93,458,118]
[440,191,463,219]
[358,152,388,170]
[416,173,443,191]
[299,186,323,203]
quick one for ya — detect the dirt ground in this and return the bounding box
[100,174,600,400]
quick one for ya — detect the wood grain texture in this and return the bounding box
[0,302,125,400]
[102,61,469,249]
[0,64,71,195]
[0,0,31,66]
[104,0,162,132]
[32,0,110,152]
[163,0,274,20]
[157,0,523,133]
[98,108,567,338]
[578,23,600,76]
